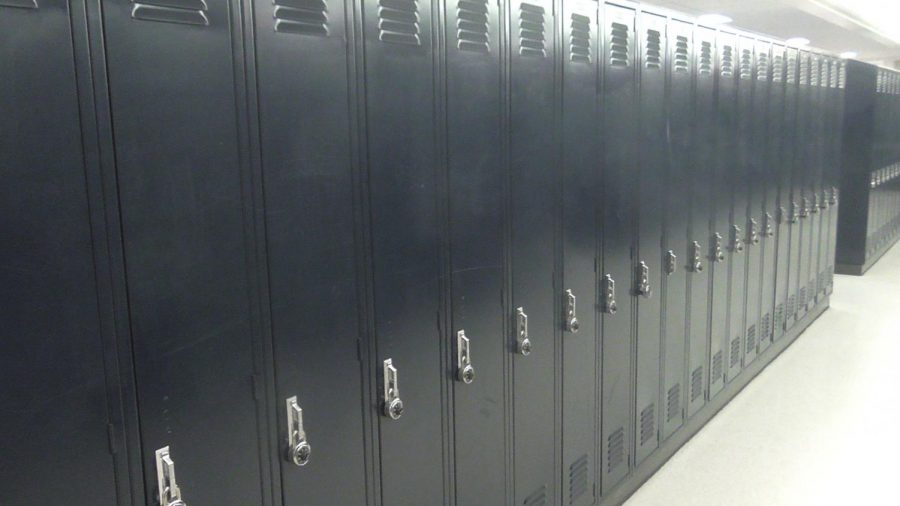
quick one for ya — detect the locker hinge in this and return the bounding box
[600,275,618,315]
[382,358,404,420]
[635,261,652,298]
[711,233,726,262]
[763,212,775,238]
[516,307,532,355]
[730,225,744,253]
[564,289,580,333]
[689,241,704,272]
[285,396,312,466]
[664,250,677,275]
[155,446,187,506]
[456,330,475,383]
[746,218,760,245]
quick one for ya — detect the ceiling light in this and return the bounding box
[696,14,733,26]
[786,37,811,47]
[840,51,859,59]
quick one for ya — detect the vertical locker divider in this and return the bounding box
[634,9,666,464]
[771,43,791,342]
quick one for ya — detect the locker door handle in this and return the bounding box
[810,194,820,214]
[635,261,652,298]
[664,250,678,275]
[731,225,744,253]
[516,307,532,355]
[285,396,311,466]
[790,202,800,224]
[601,275,618,314]
[711,233,726,262]
[819,191,829,210]
[690,241,704,272]
[382,359,404,420]
[155,446,187,506]
[764,213,775,238]
[747,219,760,245]
[564,289,580,333]
[828,187,838,205]
[456,330,475,383]
[799,198,810,218]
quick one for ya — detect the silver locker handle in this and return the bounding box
[382,359,404,420]
[456,330,475,383]
[156,446,186,506]
[286,396,311,466]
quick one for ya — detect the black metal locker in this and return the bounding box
[560,1,600,504]
[100,1,266,503]
[794,50,813,322]
[826,60,845,294]
[444,0,507,503]
[508,0,560,502]
[660,17,691,442]
[804,54,824,313]
[771,44,792,342]
[250,0,369,503]
[600,2,637,493]
[759,41,781,354]
[687,25,715,417]
[360,0,446,502]
[708,30,737,397]
[634,10,666,464]
[0,1,120,504]
[786,48,805,330]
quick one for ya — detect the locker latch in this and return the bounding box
[516,307,532,356]
[799,198,809,219]
[456,330,475,383]
[564,289,580,333]
[664,250,677,275]
[829,187,838,205]
[711,233,726,262]
[777,206,787,224]
[635,261,652,298]
[810,194,820,214]
[382,359,404,420]
[747,218,760,245]
[285,396,311,466]
[819,191,829,210]
[601,274,618,314]
[731,225,744,253]
[790,202,800,224]
[690,241,704,272]
[155,446,187,506]
[764,213,775,238]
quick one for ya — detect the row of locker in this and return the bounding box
[836,62,900,274]
[0,0,842,505]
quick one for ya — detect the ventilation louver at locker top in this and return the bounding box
[644,29,661,69]
[721,45,734,77]
[519,3,546,57]
[570,13,591,63]
[274,0,329,36]
[756,50,768,81]
[739,48,752,80]
[0,0,37,9]
[610,21,630,66]
[772,53,784,82]
[698,41,712,76]
[130,0,210,26]
[673,35,689,73]
[457,0,489,53]
[378,0,421,46]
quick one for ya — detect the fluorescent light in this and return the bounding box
[840,51,859,59]
[785,37,811,47]
[697,14,733,25]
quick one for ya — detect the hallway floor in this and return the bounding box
[627,243,900,505]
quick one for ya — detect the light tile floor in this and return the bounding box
[627,243,900,506]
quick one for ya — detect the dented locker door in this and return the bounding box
[0,1,119,504]
[661,18,692,440]
[509,0,559,502]
[600,3,637,493]
[687,26,715,417]
[560,1,600,504]
[444,0,507,503]
[361,0,446,502]
[708,32,737,398]
[634,10,665,464]
[101,1,266,503]
[771,44,792,342]
[252,0,368,503]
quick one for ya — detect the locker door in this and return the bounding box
[786,48,804,329]
[0,2,119,504]
[709,33,736,398]
[687,26,715,417]
[661,17,691,442]
[794,51,813,321]
[815,58,832,304]
[560,1,600,504]
[634,11,665,463]
[508,0,559,502]
[772,45,792,341]
[600,3,637,494]
[361,0,446,502]
[101,1,265,503]
[826,60,846,295]
[444,0,506,503]
[759,42,780,353]
[251,0,368,503]
[805,55,824,313]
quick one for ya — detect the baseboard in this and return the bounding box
[836,237,899,276]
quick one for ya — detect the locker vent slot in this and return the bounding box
[666,384,681,422]
[711,351,723,382]
[568,455,589,503]
[772,54,784,82]
[799,286,807,309]
[720,45,734,77]
[739,49,751,80]
[378,0,421,46]
[518,3,546,57]
[787,294,796,318]
[607,427,625,472]
[775,303,784,332]
[787,54,797,84]
[746,324,757,353]
[524,485,547,506]
[819,60,828,87]
[457,0,489,53]
[762,312,772,340]
[639,403,655,446]
[673,35,689,73]
[699,41,712,75]
[756,51,768,81]
[644,29,661,69]
[691,366,703,402]
[609,22,630,67]
[810,57,819,86]
[730,337,741,367]
[838,63,845,88]
[273,0,329,37]
[570,13,591,63]
[131,0,209,26]
[0,0,37,8]
[799,57,809,85]
[829,62,839,88]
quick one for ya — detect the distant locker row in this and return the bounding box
[0,1,843,505]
